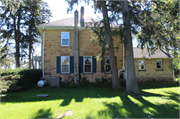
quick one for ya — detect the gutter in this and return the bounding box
[42,27,45,78]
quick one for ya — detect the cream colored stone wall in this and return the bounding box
[41,29,124,82]
[134,58,173,80]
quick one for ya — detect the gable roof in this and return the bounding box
[37,17,98,27]
[37,17,118,29]
[133,47,173,59]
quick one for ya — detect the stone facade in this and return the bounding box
[134,58,173,81]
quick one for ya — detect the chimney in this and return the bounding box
[74,10,78,27]
[80,6,84,27]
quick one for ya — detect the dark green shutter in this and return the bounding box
[79,56,83,73]
[70,56,74,73]
[57,56,61,73]
[93,56,96,73]
[101,59,104,73]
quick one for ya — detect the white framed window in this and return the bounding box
[138,60,145,70]
[105,56,111,73]
[61,32,70,46]
[84,56,92,73]
[156,60,162,69]
[61,56,70,73]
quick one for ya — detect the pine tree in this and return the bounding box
[0,0,52,68]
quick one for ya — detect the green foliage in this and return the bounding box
[69,83,77,88]
[173,50,180,76]
[138,79,179,87]
[0,75,21,93]
[94,77,112,88]
[16,69,42,89]
[0,0,52,67]
[0,68,22,76]
[80,77,91,87]
[137,0,179,54]
[0,69,42,92]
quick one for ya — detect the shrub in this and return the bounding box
[80,77,91,87]
[16,69,42,89]
[138,79,179,86]
[0,75,21,93]
[69,83,77,88]
[0,69,42,92]
[94,78,101,87]
[93,77,112,88]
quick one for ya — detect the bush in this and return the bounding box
[0,69,42,92]
[16,69,42,89]
[138,79,179,86]
[80,77,91,87]
[0,75,21,93]
[0,68,22,76]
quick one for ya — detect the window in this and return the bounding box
[156,60,162,69]
[138,60,145,70]
[61,32,70,46]
[105,56,111,73]
[84,56,92,73]
[61,56,70,73]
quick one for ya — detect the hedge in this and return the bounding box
[0,69,42,93]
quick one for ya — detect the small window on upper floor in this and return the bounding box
[61,32,70,46]
[138,60,145,70]
[156,60,162,70]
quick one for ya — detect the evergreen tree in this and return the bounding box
[0,0,52,68]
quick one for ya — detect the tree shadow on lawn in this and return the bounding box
[1,86,179,118]
[32,108,52,118]
[94,90,179,118]
[1,87,124,105]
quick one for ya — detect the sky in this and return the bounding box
[43,0,102,22]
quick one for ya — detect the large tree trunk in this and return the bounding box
[101,1,121,90]
[29,30,32,69]
[122,0,139,95]
[13,10,20,68]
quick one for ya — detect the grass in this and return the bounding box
[0,86,179,119]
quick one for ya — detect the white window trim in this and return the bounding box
[61,56,70,73]
[83,56,92,73]
[156,60,162,70]
[138,60,145,70]
[104,56,111,73]
[61,32,70,46]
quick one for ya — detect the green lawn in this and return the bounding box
[0,86,179,118]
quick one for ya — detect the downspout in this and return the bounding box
[42,27,45,78]
[118,43,127,78]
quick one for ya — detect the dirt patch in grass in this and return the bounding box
[56,111,73,119]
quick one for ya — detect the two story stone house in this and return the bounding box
[36,7,174,85]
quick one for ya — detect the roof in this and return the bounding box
[133,47,173,59]
[37,17,97,27]
[37,17,118,28]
